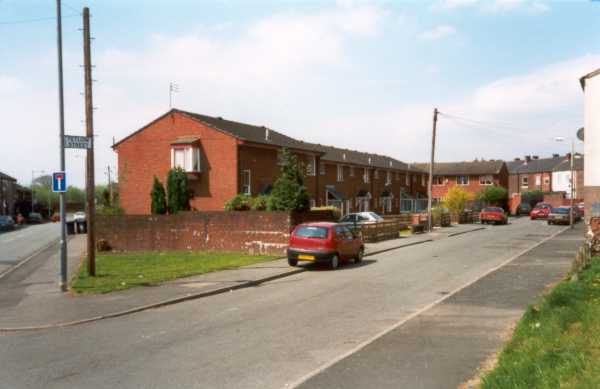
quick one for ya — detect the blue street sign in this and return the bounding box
[52,171,67,192]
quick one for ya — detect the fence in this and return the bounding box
[359,220,406,243]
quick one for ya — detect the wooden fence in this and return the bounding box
[358,220,406,243]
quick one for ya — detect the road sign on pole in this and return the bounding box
[52,172,67,193]
[64,135,92,149]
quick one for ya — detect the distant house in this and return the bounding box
[0,171,16,216]
[415,160,508,202]
[552,155,584,199]
[507,154,566,197]
[112,109,429,215]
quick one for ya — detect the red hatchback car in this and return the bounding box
[530,203,552,220]
[480,207,508,225]
[287,222,364,269]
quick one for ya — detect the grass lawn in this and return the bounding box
[480,256,600,389]
[71,251,279,294]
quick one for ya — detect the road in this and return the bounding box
[0,218,580,389]
[0,223,59,276]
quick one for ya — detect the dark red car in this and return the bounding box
[287,222,364,269]
[530,203,552,220]
[480,207,508,225]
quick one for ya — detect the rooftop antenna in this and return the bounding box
[169,82,179,108]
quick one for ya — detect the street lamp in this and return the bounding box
[554,137,577,229]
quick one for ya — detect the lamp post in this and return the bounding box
[554,137,575,229]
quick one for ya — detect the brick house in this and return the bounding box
[416,160,508,202]
[0,171,17,216]
[112,109,428,215]
[507,155,566,197]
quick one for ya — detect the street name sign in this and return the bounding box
[52,172,67,192]
[64,135,92,149]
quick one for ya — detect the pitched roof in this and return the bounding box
[415,160,505,176]
[0,171,16,182]
[580,68,600,89]
[506,159,525,174]
[514,156,565,174]
[552,156,584,172]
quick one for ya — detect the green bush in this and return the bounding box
[225,194,252,211]
[166,168,190,214]
[268,148,310,212]
[477,186,508,207]
[98,205,124,216]
[521,189,544,207]
[250,195,270,211]
[150,176,167,215]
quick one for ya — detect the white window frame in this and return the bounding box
[521,176,529,188]
[544,176,550,185]
[457,175,469,185]
[363,168,370,183]
[320,163,326,176]
[535,175,541,186]
[241,169,251,196]
[337,165,344,182]
[479,175,493,186]
[405,174,410,186]
[171,145,201,173]
[386,171,391,186]
[307,156,316,176]
[433,176,444,186]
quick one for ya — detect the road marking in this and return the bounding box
[286,226,569,388]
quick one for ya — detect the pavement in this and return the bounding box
[0,223,59,276]
[0,222,481,330]
[0,218,580,389]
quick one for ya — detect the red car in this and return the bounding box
[530,203,552,220]
[287,222,364,269]
[480,207,508,225]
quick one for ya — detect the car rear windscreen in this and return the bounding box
[295,226,328,239]
[483,207,503,212]
[553,208,569,214]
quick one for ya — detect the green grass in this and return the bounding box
[71,251,278,294]
[480,256,600,389]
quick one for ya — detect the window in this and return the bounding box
[381,197,392,213]
[535,175,541,186]
[171,146,201,172]
[306,156,316,176]
[457,176,469,185]
[320,163,325,175]
[337,165,344,182]
[521,176,529,187]
[479,175,493,185]
[350,166,355,177]
[433,176,444,185]
[412,175,417,183]
[374,170,379,180]
[363,168,370,183]
[294,226,328,239]
[240,170,251,195]
[544,176,550,185]
[309,199,316,208]
[386,171,391,186]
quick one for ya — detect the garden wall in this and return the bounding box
[96,210,339,256]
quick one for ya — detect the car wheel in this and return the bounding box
[330,254,339,270]
[288,257,298,267]
[355,248,364,264]
[547,221,552,225]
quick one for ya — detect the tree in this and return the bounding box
[166,168,190,214]
[150,176,167,214]
[443,186,473,214]
[268,148,310,211]
[477,186,508,206]
[521,189,544,207]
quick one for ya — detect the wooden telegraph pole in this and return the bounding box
[427,108,438,232]
[83,7,96,276]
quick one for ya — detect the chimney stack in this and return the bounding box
[514,157,521,161]
[552,153,559,158]
[525,155,532,162]
[533,155,539,160]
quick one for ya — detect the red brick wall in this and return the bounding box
[115,112,238,214]
[97,212,291,255]
[432,175,500,199]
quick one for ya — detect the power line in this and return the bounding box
[0,13,78,25]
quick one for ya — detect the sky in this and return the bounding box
[1,0,599,187]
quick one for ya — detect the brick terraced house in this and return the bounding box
[506,154,566,197]
[112,109,429,215]
[415,160,509,202]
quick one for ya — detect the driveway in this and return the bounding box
[0,218,580,389]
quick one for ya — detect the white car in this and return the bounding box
[73,212,86,222]
[339,212,384,224]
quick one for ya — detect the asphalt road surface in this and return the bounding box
[0,223,59,275]
[0,218,578,389]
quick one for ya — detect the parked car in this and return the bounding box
[339,212,384,225]
[73,211,86,222]
[287,222,364,269]
[27,212,43,224]
[480,207,508,225]
[547,206,581,225]
[530,203,552,220]
[515,203,532,216]
[0,216,15,231]
[577,202,585,216]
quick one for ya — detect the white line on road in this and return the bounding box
[286,226,569,388]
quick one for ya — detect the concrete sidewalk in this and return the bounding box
[0,223,485,330]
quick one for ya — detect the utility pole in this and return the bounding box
[570,139,575,229]
[106,165,113,206]
[83,7,96,276]
[56,0,68,291]
[427,108,438,232]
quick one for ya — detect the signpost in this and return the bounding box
[64,135,92,149]
[52,172,67,193]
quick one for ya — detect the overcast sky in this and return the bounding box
[1,0,598,187]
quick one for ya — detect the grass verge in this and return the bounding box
[480,256,600,389]
[71,251,278,294]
